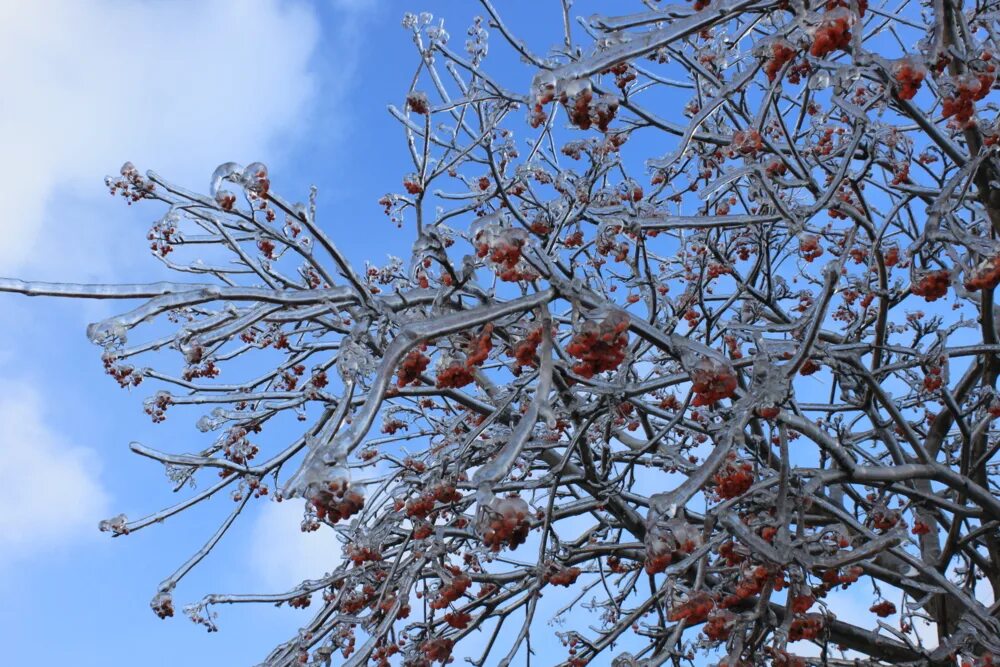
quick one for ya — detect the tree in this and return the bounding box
[5,0,1000,664]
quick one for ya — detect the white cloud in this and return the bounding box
[0,0,321,274]
[0,380,110,567]
[248,499,341,591]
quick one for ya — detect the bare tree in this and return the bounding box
[6,0,1000,664]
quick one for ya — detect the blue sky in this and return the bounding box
[0,1,575,664]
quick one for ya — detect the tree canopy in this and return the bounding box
[5,1,1000,665]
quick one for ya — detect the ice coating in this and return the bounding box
[208,162,244,198]
[242,161,270,196]
[337,337,374,381]
[196,408,226,433]
[87,318,127,346]
[643,515,703,574]
[98,513,129,536]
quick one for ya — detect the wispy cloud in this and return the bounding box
[0,379,109,569]
[248,499,341,591]
[0,0,320,275]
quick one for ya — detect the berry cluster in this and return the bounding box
[382,417,408,435]
[922,354,947,392]
[405,494,437,520]
[472,219,538,282]
[563,635,588,666]
[892,58,925,100]
[147,213,178,257]
[434,326,494,389]
[481,232,525,273]
[402,172,423,194]
[965,256,1000,292]
[144,392,173,423]
[397,346,431,387]
[565,310,630,378]
[756,404,781,420]
[412,523,435,540]
[607,62,637,89]
[563,229,584,247]
[869,600,896,617]
[818,565,863,592]
[214,188,236,211]
[720,565,782,608]
[243,163,270,198]
[767,650,806,667]
[717,541,746,566]
[182,359,220,382]
[798,234,824,262]
[545,565,582,587]
[790,594,815,614]
[479,495,531,551]
[809,10,853,58]
[288,595,311,609]
[690,358,738,407]
[309,479,364,524]
[764,39,797,82]
[151,592,174,619]
[444,610,472,629]
[668,592,715,624]
[371,644,400,667]
[510,327,544,375]
[430,573,472,612]
[703,610,735,641]
[788,614,824,641]
[221,428,258,465]
[941,73,992,126]
[559,81,619,132]
[644,538,673,575]
[106,161,155,205]
[730,129,763,156]
[346,544,382,566]
[869,504,901,532]
[435,361,474,389]
[465,325,493,367]
[432,482,462,505]
[419,637,454,664]
[103,353,142,388]
[644,518,703,574]
[257,239,275,259]
[406,91,430,115]
[911,269,950,302]
[765,158,788,178]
